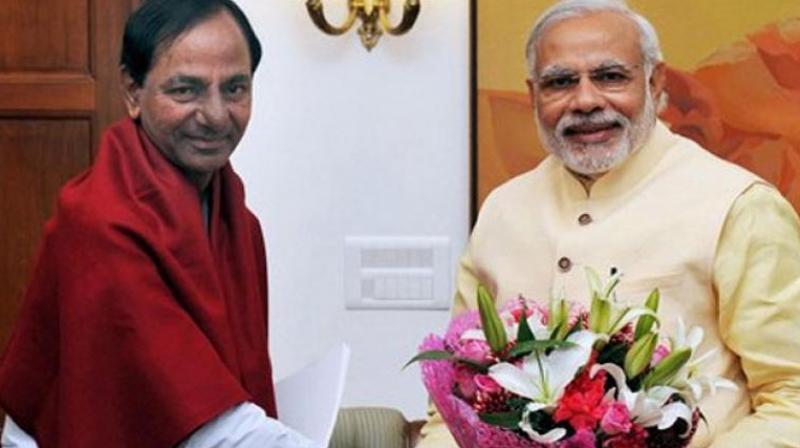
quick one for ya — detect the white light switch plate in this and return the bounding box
[344,236,451,310]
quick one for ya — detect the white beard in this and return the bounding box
[536,90,657,176]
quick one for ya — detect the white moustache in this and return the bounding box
[556,110,631,137]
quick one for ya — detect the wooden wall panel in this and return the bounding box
[0,119,92,349]
[0,73,95,113]
[0,2,135,425]
[0,0,89,71]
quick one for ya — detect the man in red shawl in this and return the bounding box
[0,0,315,446]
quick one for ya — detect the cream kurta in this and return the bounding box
[420,122,800,447]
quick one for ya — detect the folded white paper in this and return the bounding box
[275,343,351,447]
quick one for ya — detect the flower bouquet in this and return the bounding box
[407,270,735,447]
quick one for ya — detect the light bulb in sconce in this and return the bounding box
[306,0,421,51]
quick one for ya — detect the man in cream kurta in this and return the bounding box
[419,1,800,447]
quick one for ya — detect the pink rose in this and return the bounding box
[474,374,502,394]
[455,339,491,363]
[601,402,633,435]
[562,429,597,448]
[454,365,477,400]
[651,343,671,366]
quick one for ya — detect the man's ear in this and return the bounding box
[121,68,142,120]
[526,77,537,111]
[648,61,666,102]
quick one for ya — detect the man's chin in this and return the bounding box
[187,141,234,154]
[178,152,233,174]
[196,157,231,172]
[567,164,612,177]
[566,143,622,159]
[560,147,629,175]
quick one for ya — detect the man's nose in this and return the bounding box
[568,77,606,114]
[196,94,228,130]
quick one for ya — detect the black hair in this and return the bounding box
[120,0,262,86]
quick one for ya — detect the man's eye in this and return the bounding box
[167,86,197,100]
[594,71,629,85]
[225,84,249,97]
[542,76,577,90]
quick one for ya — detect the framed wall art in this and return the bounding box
[472,0,800,222]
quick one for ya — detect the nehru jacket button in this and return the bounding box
[578,213,593,226]
[558,257,572,272]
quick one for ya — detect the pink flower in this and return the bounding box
[563,429,597,447]
[473,374,502,394]
[609,323,634,345]
[454,365,477,400]
[651,343,671,366]
[601,402,633,435]
[454,339,492,363]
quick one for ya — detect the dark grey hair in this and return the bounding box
[121,0,262,86]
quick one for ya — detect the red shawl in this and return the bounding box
[0,118,277,447]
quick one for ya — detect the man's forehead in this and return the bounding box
[535,11,642,74]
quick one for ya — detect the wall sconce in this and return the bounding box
[306,0,421,51]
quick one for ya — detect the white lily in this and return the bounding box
[488,331,598,409]
[674,317,704,352]
[592,363,693,434]
[668,318,738,406]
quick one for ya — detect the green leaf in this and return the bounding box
[634,289,660,340]
[478,284,508,354]
[508,339,577,358]
[402,350,490,373]
[506,397,530,411]
[479,410,523,429]
[516,305,535,343]
[402,350,452,369]
[453,357,490,374]
[624,332,658,378]
[643,347,691,388]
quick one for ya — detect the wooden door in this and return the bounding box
[0,0,139,373]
